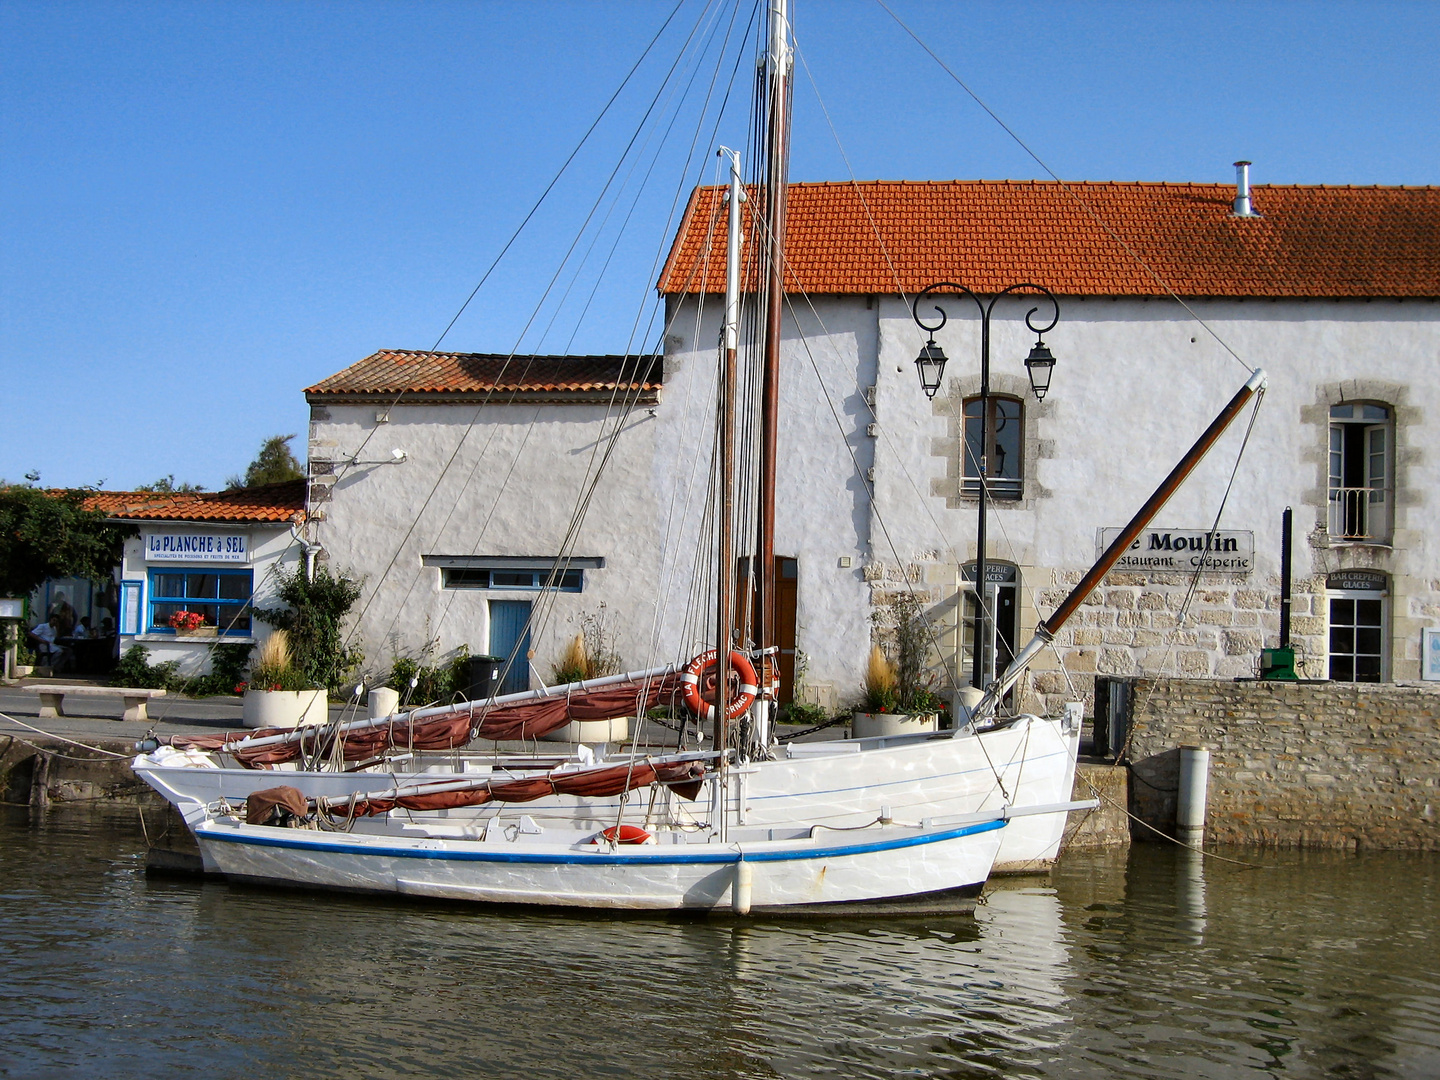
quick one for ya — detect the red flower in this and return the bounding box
[168,610,205,632]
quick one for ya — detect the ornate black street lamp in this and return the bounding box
[911,281,1060,692]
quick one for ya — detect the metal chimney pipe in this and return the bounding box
[1233,160,1257,217]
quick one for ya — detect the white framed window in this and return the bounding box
[1326,570,1388,682]
[1328,403,1393,543]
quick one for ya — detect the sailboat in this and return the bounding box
[132,0,1261,912]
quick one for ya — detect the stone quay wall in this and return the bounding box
[1125,678,1440,850]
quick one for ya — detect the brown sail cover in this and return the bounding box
[173,674,686,769]
[319,759,708,819]
[245,785,312,824]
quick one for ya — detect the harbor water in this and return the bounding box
[2,806,1437,1079]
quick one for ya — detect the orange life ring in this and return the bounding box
[593,824,653,845]
[679,649,758,722]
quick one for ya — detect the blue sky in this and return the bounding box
[3,0,1436,491]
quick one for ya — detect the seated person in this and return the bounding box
[72,616,92,640]
[27,618,61,667]
[98,617,115,637]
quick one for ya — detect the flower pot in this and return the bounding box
[243,688,329,729]
[851,711,938,738]
[540,716,630,743]
[176,627,217,639]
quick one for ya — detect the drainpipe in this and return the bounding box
[291,520,322,582]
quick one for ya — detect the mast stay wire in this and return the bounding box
[386,0,752,658]
[471,18,766,702]
[499,3,761,686]
[343,0,741,675]
[788,30,1269,700]
[870,0,1255,376]
[334,0,695,484]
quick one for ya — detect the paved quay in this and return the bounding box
[0,680,361,747]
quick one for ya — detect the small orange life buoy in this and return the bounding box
[593,824,654,845]
[679,649,758,722]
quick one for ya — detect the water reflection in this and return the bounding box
[2,807,1437,1079]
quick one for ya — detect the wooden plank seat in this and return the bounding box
[21,685,167,723]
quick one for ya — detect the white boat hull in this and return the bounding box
[191,815,1007,912]
[135,714,1082,880]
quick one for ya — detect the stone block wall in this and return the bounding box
[1125,678,1440,850]
[1026,570,1329,717]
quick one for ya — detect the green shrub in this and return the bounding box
[182,642,253,696]
[390,646,470,706]
[111,645,181,691]
[779,700,829,727]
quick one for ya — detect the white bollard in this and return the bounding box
[1176,745,1211,847]
[368,687,400,719]
[952,686,984,726]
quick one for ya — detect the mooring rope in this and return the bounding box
[0,713,130,759]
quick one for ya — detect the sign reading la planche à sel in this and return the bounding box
[145,532,248,563]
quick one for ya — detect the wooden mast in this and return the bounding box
[715,148,746,768]
[756,0,792,702]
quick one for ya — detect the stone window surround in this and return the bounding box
[1301,379,1419,554]
[1301,379,1428,680]
[929,371,1054,510]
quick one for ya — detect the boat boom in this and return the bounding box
[968,366,1266,723]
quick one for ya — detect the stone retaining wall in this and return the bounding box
[1125,678,1440,850]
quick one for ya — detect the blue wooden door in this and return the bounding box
[489,600,533,695]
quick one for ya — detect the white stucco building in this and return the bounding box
[305,177,1440,711]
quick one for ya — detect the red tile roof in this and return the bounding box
[658,180,1440,298]
[305,351,663,402]
[87,480,307,523]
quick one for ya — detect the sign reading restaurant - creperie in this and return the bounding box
[145,532,248,563]
[1098,528,1253,574]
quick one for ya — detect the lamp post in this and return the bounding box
[911,281,1060,692]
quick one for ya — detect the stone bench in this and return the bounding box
[21,685,167,723]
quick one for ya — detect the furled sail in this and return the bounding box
[245,757,707,824]
[173,672,686,769]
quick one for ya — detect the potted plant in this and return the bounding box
[852,595,943,738]
[241,630,328,729]
[542,608,627,743]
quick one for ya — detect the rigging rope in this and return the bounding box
[870,0,1256,377]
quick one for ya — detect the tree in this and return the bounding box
[0,484,133,599]
[227,434,304,490]
[137,475,206,493]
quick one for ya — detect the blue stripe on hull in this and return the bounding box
[199,818,1005,866]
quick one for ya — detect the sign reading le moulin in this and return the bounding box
[145,533,248,563]
[1099,528,1254,574]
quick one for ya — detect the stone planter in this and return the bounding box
[12,664,33,678]
[851,711,938,738]
[243,688,329,729]
[540,716,630,744]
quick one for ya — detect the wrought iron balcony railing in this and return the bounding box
[1328,485,1392,543]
